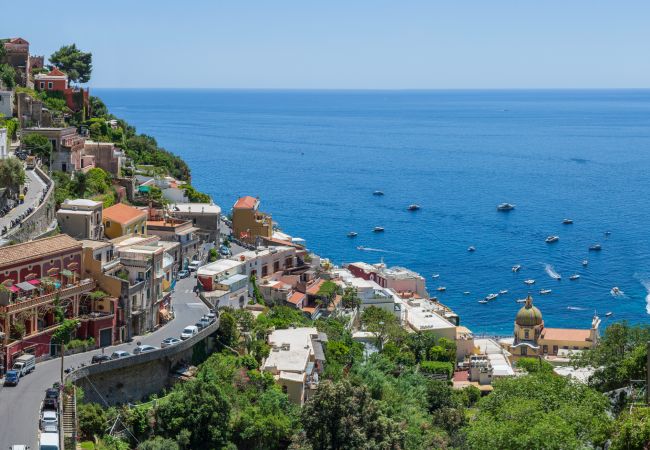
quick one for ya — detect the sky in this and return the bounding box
[7,1,650,89]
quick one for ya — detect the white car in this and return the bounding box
[180,325,199,340]
[110,350,132,360]
[133,345,158,355]
[161,337,182,348]
[187,261,201,272]
[41,410,58,432]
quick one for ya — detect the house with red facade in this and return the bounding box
[0,235,110,373]
[33,67,89,113]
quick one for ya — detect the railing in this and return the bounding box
[0,279,96,314]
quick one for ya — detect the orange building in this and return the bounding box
[231,196,273,244]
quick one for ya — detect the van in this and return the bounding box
[187,261,201,272]
[13,354,36,376]
[180,325,199,340]
[39,431,59,450]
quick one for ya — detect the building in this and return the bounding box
[261,327,326,405]
[56,199,103,240]
[2,38,30,86]
[171,202,221,243]
[0,235,99,371]
[146,214,200,269]
[21,127,86,172]
[231,196,272,244]
[0,128,7,159]
[507,295,600,360]
[83,140,124,177]
[399,298,457,340]
[332,268,396,313]
[197,259,248,309]
[15,91,56,128]
[230,246,297,279]
[103,203,147,239]
[0,90,13,118]
[33,68,89,112]
[347,262,429,298]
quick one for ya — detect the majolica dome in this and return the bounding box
[515,295,543,327]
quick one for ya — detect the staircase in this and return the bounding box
[62,386,77,447]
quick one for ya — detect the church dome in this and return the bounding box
[515,295,543,327]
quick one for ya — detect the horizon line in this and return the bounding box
[90,86,650,91]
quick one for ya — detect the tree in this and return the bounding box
[301,379,405,450]
[137,437,180,450]
[49,44,93,84]
[316,280,341,307]
[22,133,53,163]
[216,312,240,348]
[341,286,361,309]
[208,248,218,262]
[515,357,554,374]
[78,402,107,440]
[0,64,16,90]
[52,319,80,345]
[0,157,25,197]
[609,407,650,450]
[89,96,108,118]
[360,306,402,351]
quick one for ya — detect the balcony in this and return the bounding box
[0,279,96,314]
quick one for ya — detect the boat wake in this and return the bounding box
[567,306,587,311]
[357,246,400,254]
[633,274,650,314]
[544,263,562,280]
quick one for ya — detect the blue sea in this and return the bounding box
[96,89,650,335]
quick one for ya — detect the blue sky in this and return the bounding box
[8,1,650,89]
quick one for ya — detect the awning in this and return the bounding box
[61,269,74,277]
[16,282,37,292]
[8,285,20,293]
[138,185,151,193]
[28,279,41,286]
[159,309,172,321]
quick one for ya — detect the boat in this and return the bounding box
[569,274,580,280]
[497,203,515,211]
[373,227,385,232]
[437,286,447,292]
[539,289,552,295]
[562,219,574,224]
[356,246,365,250]
[610,287,624,296]
[524,279,535,285]
[512,264,521,272]
[478,299,489,304]
[545,235,559,243]
[407,204,420,211]
[431,273,440,279]
[467,246,476,252]
[589,244,602,251]
[484,293,499,301]
[373,191,384,196]
[582,259,589,266]
[499,289,509,295]
[463,291,471,295]
[605,312,613,317]
[604,231,611,236]
[515,298,527,303]
[347,232,358,238]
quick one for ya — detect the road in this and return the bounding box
[0,276,207,447]
[0,168,47,236]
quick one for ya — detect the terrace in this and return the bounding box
[0,278,96,314]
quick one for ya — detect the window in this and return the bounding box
[543,345,548,354]
[521,346,527,356]
[47,82,53,89]
[552,345,558,354]
[105,221,111,228]
[40,81,44,89]
[524,330,529,339]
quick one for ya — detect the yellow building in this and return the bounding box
[102,203,147,239]
[231,196,272,244]
[509,295,599,359]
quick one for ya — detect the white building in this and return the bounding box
[474,338,515,378]
[197,259,248,309]
[56,198,104,240]
[0,128,7,159]
[171,202,221,243]
[399,298,457,340]
[347,261,429,298]
[0,90,13,119]
[333,268,397,314]
[230,246,297,279]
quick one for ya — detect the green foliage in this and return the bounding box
[52,319,80,345]
[89,96,108,118]
[10,322,26,340]
[0,157,26,196]
[22,133,53,162]
[216,312,240,347]
[67,337,95,350]
[52,168,115,208]
[0,116,18,144]
[360,306,403,351]
[257,306,311,330]
[49,43,93,83]
[78,402,107,440]
[341,286,361,309]
[250,274,264,304]
[420,361,453,379]
[39,90,68,112]
[137,437,180,450]
[183,184,211,203]
[464,373,612,450]
[516,356,554,373]
[316,280,340,306]
[0,63,16,90]
[126,134,190,181]
[208,248,218,262]
[610,407,650,450]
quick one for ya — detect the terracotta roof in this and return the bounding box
[0,234,81,268]
[541,327,592,342]
[103,203,147,225]
[48,67,66,77]
[287,291,305,305]
[306,279,325,295]
[233,196,258,209]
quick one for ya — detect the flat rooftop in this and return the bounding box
[172,203,221,215]
[198,259,243,276]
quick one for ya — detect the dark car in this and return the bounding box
[43,397,58,410]
[91,354,111,364]
[4,370,20,386]
[195,322,205,331]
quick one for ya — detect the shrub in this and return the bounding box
[420,361,453,380]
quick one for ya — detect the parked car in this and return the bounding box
[91,354,111,364]
[10,445,30,450]
[180,325,199,340]
[219,246,231,256]
[110,350,132,360]
[4,370,20,386]
[206,311,217,321]
[161,337,181,348]
[177,270,189,279]
[188,260,201,272]
[195,321,205,331]
[40,410,58,432]
[43,388,59,410]
[133,345,158,355]
[199,315,213,327]
[12,354,36,376]
[39,431,59,449]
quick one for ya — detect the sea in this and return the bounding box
[96,88,650,335]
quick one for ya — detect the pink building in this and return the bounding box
[347,262,428,298]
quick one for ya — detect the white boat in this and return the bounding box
[539,289,552,295]
[582,259,589,266]
[512,265,521,272]
[589,244,602,251]
[431,273,440,279]
[478,299,489,304]
[562,219,573,224]
[356,246,365,250]
[604,231,611,236]
[605,312,613,317]
[499,290,508,295]
[485,293,499,301]
[610,287,624,296]
[569,274,580,280]
[524,279,535,285]
[515,298,527,303]
[407,204,420,211]
[437,286,447,292]
[373,227,384,232]
[347,232,358,237]
[497,203,515,211]
[545,235,559,243]
[463,291,470,295]
[373,191,384,196]
[468,246,476,252]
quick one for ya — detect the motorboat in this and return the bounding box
[408,204,421,211]
[512,265,521,272]
[524,279,535,285]
[347,232,358,238]
[373,227,385,232]
[485,293,499,301]
[356,246,365,250]
[589,244,602,251]
[463,291,471,295]
[478,299,489,304]
[562,219,573,224]
[604,231,611,236]
[515,298,527,303]
[373,191,384,196]
[497,203,515,211]
[539,289,552,295]
[605,312,613,317]
[437,286,447,292]
[610,287,623,296]
[582,259,589,266]
[545,235,559,243]
[499,290,509,295]
[569,274,580,281]
[468,246,476,252]
[431,273,440,279]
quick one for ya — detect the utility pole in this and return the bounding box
[60,342,65,386]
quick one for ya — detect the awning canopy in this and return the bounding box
[8,285,20,293]
[28,279,41,286]
[61,269,74,277]
[16,282,37,292]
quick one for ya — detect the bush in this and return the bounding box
[420,361,453,380]
[516,357,554,374]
